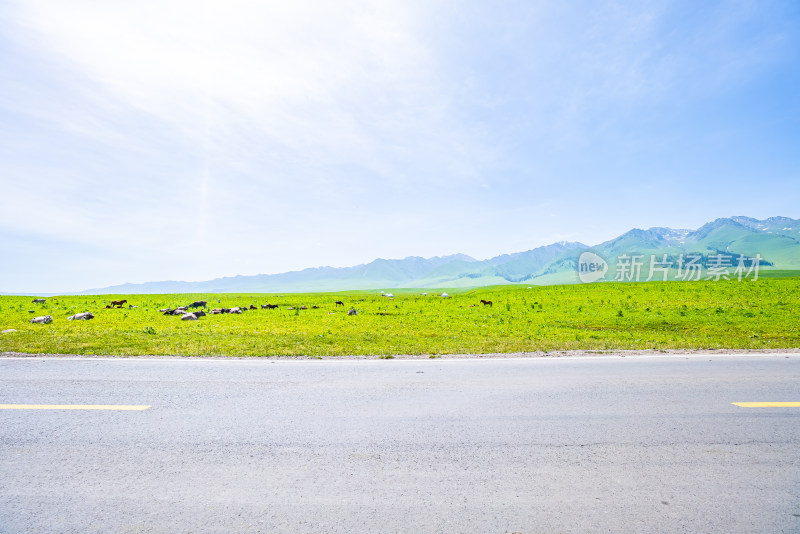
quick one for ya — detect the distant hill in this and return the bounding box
[76,216,800,294]
[593,216,799,266]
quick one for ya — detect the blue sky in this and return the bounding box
[1,0,799,293]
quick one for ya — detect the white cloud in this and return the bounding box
[0,0,501,289]
[5,0,475,179]
[1,0,797,292]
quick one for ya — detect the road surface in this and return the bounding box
[1,354,799,532]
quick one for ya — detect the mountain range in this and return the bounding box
[78,216,800,294]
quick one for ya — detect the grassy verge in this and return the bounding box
[1,278,798,356]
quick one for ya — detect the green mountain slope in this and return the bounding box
[74,216,800,294]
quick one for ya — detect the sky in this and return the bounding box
[1,0,799,293]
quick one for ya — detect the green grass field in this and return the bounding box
[1,278,798,356]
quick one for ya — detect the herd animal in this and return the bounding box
[181,310,206,321]
[26,299,353,324]
[162,303,261,318]
[24,298,366,327]
[23,296,514,328]
[161,300,352,319]
[30,313,93,324]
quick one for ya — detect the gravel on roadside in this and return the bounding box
[3,348,799,361]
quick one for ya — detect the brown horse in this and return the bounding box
[480,299,493,307]
[110,299,127,307]
[335,300,344,306]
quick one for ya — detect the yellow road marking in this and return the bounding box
[732,402,800,408]
[0,404,151,410]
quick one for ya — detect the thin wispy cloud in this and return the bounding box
[0,0,798,292]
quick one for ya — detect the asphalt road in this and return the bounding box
[1,354,799,533]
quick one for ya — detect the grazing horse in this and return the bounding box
[110,299,127,307]
[335,301,344,307]
[480,299,493,307]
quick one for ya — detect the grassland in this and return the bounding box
[1,278,798,356]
